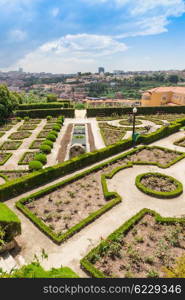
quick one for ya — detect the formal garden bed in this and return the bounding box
[0,141,22,150]
[43,123,56,130]
[0,132,5,138]
[17,124,37,131]
[29,140,44,149]
[8,131,32,140]
[81,209,185,278]
[18,152,39,165]
[99,123,126,146]
[0,125,13,131]
[135,172,183,198]
[0,153,12,165]
[0,170,29,181]
[24,119,41,124]
[119,119,142,126]
[174,137,185,148]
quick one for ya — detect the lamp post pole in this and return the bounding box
[132,107,137,147]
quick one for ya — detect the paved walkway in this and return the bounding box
[2,130,185,276]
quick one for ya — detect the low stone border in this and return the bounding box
[174,137,185,147]
[135,172,183,198]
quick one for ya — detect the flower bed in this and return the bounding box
[174,137,185,148]
[18,152,39,165]
[29,140,44,149]
[0,141,22,150]
[0,125,13,131]
[99,123,126,146]
[0,153,12,165]
[135,172,183,198]
[119,119,142,126]
[0,170,29,181]
[0,132,5,138]
[8,131,32,140]
[18,124,37,131]
[81,209,185,278]
[37,130,51,139]
[43,123,56,130]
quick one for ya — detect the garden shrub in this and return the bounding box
[39,144,52,154]
[42,140,54,148]
[47,115,52,120]
[24,116,30,121]
[29,161,43,171]
[34,153,47,165]
[52,125,61,132]
[16,117,22,122]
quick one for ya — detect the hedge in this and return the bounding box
[0,153,12,166]
[16,160,122,244]
[174,136,185,147]
[0,202,21,244]
[15,108,74,118]
[18,152,38,165]
[135,172,183,198]
[0,116,185,201]
[80,209,185,278]
[87,106,185,117]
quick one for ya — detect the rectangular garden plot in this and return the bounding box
[0,141,22,150]
[43,123,56,130]
[0,170,29,181]
[8,131,32,140]
[37,130,50,139]
[18,152,38,165]
[25,119,41,124]
[29,140,44,149]
[0,125,13,131]
[0,153,12,165]
[81,209,185,278]
[18,124,37,131]
[0,132,5,138]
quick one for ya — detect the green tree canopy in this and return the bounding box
[47,93,58,102]
[0,85,19,121]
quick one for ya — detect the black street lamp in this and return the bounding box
[132,107,138,147]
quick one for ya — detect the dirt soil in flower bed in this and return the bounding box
[99,123,126,146]
[18,124,37,131]
[57,124,73,163]
[0,141,22,150]
[43,123,56,130]
[0,171,29,181]
[9,131,31,140]
[26,172,105,235]
[141,175,177,192]
[93,214,185,278]
[19,152,38,164]
[37,130,50,139]
[25,119,41,124]
[0,125,13,131]
[0,153,10,163]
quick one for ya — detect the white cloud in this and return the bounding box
[10,33,128,72]
[9,29,27,41]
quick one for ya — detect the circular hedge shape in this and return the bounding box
[135,172,183,199]
[52,125,61,132]
[42,140,54,148]
[119,119,142,126]
[50,130,58,137]
[47,133,56,142]
[47,115,52,120]
[29,160,43,171]
[40,144,52,154]
[34,153,47,165]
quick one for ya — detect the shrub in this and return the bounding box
[42,140,54,148]
[34,153,47,165]
[29,160,43,171]
[16,117,22,122]
[47,115,52,120]
[24,116,30,121]
[52,125,61,132]
[40,144,52,154]
[50,130,58,137]
[47,133,57,142]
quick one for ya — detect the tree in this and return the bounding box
[47,93,58,102]
[168,74,179,84]
[0,85,18,122]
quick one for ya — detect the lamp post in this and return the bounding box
[132,107,138,147]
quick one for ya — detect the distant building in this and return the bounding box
[18,67,23,73]
[141,87,185,106]
[98,67,105,74]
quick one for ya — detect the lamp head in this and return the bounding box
[133,107,137,114]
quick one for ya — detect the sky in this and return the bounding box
[0,0,185,73]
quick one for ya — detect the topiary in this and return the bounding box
[47,134,56,142]
[49,130,58,137]
[47,115,52,120]
[16,117,22,122]
[52,125,61,132]
[40,144,52,154]
[24,116,30,122]
[42,140,53,148]
[29,160,43,171]
[34,153,47,165]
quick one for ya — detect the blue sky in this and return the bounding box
[0,0,185,73]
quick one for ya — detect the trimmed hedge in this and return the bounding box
[18,102,73,110]
[80,209,185,278]
[16,108,74,118]
[135,172,183,198]
[0,202,21,244]
[46,133,57,142]
[34,153,47,165]
[29,161,43,171]
[39,144,52,154]
[87,106,185,117]
[42,140,54,148]
[0,153,12,166]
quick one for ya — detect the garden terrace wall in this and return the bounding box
[0,119,185,201]
[87,106,185,117]
[18,102,74,110]
[15,108,75,118]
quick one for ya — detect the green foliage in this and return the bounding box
[52,125,61,132]
[47,93,58,102]
[16,108,74,118]
[0,84,19,121]
[34,153,47,165]
[39,144,52,154]
[47,115,52,120]
[47,133,57,142]
[16,117,22,122]
[24,116,30,121]
[42,140,54,148]
[29,160,43,171]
